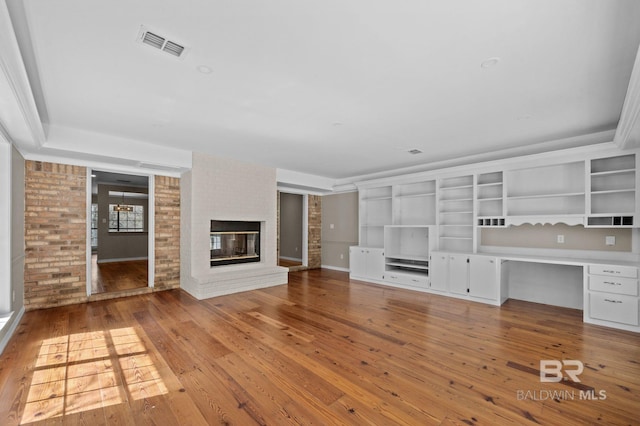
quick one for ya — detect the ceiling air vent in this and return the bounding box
[137,26,187,58]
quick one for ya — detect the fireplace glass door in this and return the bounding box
[210,221,261,266]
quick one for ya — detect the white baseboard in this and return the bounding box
[321,264,350,272]
[279,256,303,262]
[97,256,148,264]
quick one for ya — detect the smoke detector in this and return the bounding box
[137,26,187,58]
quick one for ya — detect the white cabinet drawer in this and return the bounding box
[589,275,638,296]
[589,293,639,326]
[384,273,428,288]
[588,264,637,279]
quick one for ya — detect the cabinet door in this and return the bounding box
[469,255,498,300]
[349,247,367,277]
[367,248,386,280]
[430,253,449,291]
[448,254,469,295]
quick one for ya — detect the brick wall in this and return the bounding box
[24,161,87,310]
[154,176,180,290]
[307,195,322,269]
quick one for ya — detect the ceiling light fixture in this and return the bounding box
[408,149,423,155]
[197,65,213,74]
[481,57,501,68]
[113,192,133,212]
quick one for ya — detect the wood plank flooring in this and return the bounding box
[91,255,148,294]
[1,268,639,425]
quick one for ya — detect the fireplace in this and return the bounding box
[210,220,261,267]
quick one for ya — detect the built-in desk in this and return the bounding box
[478,253,640,333]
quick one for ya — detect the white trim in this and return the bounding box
[321,265,350,273]
[97,256,149,264]
[302,194,309,267]
[615,44,640,149]
[0,307,25,355]
[148,175,155,288]
[0,142,11,313]
[279,256,303,262]
[85,168,92,297]
[0,1,45,149]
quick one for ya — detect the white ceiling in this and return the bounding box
[3,0,640,182]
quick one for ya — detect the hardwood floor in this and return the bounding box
[91,255,148,294]
[1,269,639,425]
[278,258,303,268]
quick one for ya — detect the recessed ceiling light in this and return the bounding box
[481,57,501,68]
[332,121,343,126]
[197,65,213,74]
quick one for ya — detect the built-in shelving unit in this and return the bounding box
[393,180,436,225]
[505,161,586,225]
[438,175,474,252]
[384,225,432,280]
[587,154,636,227]
[359,186,392,247]
[476,171,505,227]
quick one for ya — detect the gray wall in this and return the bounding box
[96,184,149,262]
[321,191,358,270]
[279,192,303,260]
[481,224,631,252]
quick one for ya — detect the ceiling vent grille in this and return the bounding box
[138,26,186,58]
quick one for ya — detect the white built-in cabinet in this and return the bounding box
[349,247,385,282]
[350,148,639,331]
[430,252,506,305]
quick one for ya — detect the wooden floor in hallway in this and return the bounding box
[91,254,148,294]
[1,268,639,425]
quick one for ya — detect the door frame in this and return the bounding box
[85,169,154,296]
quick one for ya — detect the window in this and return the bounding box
[109,205,144,232]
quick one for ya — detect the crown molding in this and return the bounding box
[615,45,640,150]
[0,0,45,148]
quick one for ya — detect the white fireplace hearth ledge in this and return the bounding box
[181,264,289,300]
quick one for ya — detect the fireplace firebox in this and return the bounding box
[210,220,261,267]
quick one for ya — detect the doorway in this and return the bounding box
[88,170,151,295]
[279,192,307,270]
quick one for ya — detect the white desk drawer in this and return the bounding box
[588,264,638,279]
[589,293,639,326]
[384,273,428,288]
[589,275,638,296]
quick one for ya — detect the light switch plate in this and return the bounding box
[557,235,565,244]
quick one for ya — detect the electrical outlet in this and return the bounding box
[330,223,335,229]
[340,254,344,259]
[605,236,616,246]
[557,235,565,244]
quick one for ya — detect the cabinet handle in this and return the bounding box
[412,279,420,283]
[604,299,623,304]
[390,275,398,279]
[603,281,622,286]
[602,269,619,274]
